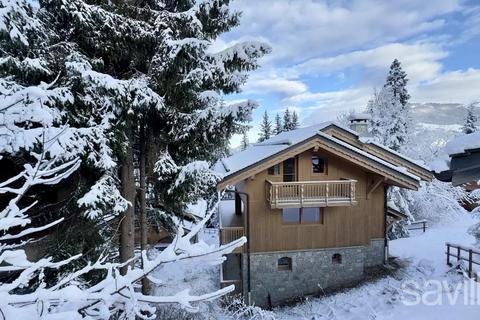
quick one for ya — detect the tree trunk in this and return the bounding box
[139,121,150,294]
[119,126,136,275]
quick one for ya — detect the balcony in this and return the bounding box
[219,199,245,253]
[266,180,357,209]
[219,227,245,253]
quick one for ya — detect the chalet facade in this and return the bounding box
[214,121,433,307]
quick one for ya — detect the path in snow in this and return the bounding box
[274,215,480,320]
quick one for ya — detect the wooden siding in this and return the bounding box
[243,147,386,253]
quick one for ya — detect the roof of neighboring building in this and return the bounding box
[444,132,480,156]
[215,122,432,189]
[431,132,480,173]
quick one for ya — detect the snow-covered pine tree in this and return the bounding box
[367,61,415,239]
[274,113,283,135]
[367,86,413,152]
[385,59,410,107]
[462,102,478,134]
[0,0,270,317]
[283,108,292,131]
[291,110,300,130]
[258,110,272,142]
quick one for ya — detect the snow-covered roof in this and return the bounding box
[359,137,430,171]
[431,132,480,173]
[444,132,480,156]
[348,112,372,121]
[216,122,333,176]
[216,122,423,183]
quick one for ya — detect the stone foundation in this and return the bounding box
[241,239,385,307]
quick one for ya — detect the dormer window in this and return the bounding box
[312,155,326,174]
[268,164,281,175]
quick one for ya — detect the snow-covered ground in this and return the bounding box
[152,215,480,319]
[273,215,480,320]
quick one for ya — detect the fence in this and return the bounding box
[446,242,480,281]
[407,220,427,233]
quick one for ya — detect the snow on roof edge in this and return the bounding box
[318,132,421,182]
[217,124,422,185]
[359,138,431,172]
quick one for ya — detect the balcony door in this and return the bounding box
[283,157,297,182]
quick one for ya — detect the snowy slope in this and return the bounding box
[411,103,479,126]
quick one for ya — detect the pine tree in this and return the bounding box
[291,110,300,130]
[368,67,413,153]
[241,130,249,150]
[274,113,283,135]
[385,59,410,107]
[0,0,270,316]
[368,62,415,240]
[462,102,478,134]
[283,108,292,131]
[258,110,272,142]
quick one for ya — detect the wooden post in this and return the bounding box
[457,246,461,264]
[423,221,426,233]
[326,183,329,205]
[300,183,304,207]
[275,185,278,208]
[350,181,354,203]
[269,183,273,205]
[447,243,450,266]
[468,249,473,278]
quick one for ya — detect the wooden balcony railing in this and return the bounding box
[266,180,357,209]
[219,227,245,253]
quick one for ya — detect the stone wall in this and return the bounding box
[365,238,386,267]
[241,239,385,307]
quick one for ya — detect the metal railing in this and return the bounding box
[266,179,357,209]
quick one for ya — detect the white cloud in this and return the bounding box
[296,87,373,124]
[228,0,460,64]
[291,42,447,84]
[289,68,480,126]
[411,68,480,103]
[242,76,308,97]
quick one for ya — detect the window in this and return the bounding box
[302,207,322,224]
[268,164,280,175]
[282,208,323,224]
[332,253,342,264]
[312,155,326,174]
[282,208,300,224]
[283,158,296,182]
[278,257,292,271]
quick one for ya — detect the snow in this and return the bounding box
[360,137,430,170]
[216,122,422,183]
[444,132,480,156]
[271,215,480,320]
[187,199,208,219]
[431,132,480,173]
[348,112,372,121]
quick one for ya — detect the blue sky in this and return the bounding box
[215,0,480,147]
